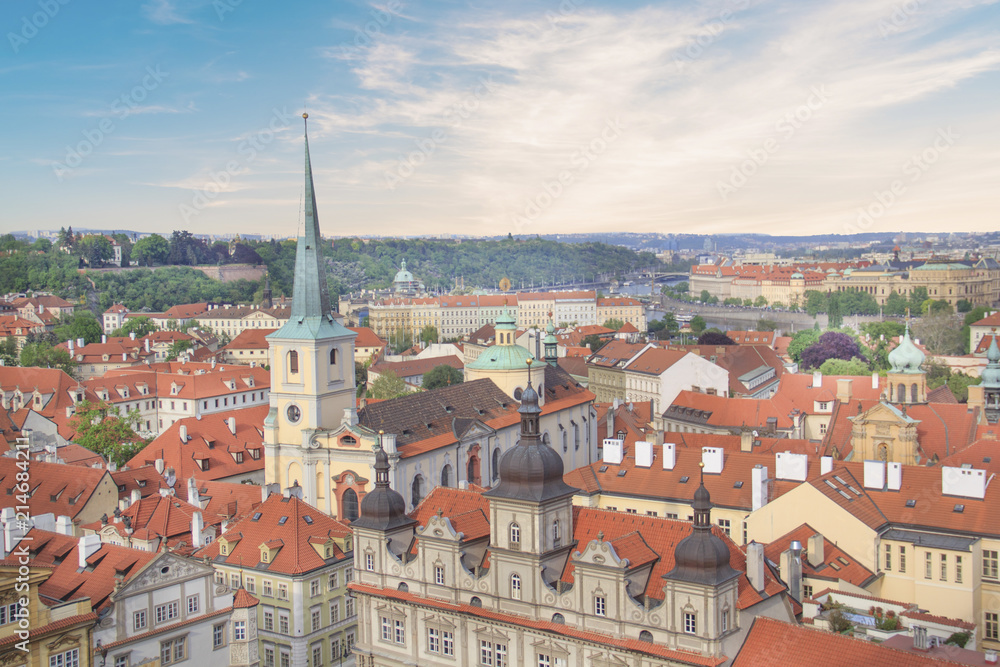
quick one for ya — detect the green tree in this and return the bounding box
[419,325,439,345]
[370,371,408,399]
[924,299,953,316]
[165,340,192,361]
[956,299,973,313]
[32,238,53,253]
[818,357,871,376]
[20,342,76,376]
[861,321,905,341]
[355,362,368,397]
[743,298,753,307]
[675,282,689,293]
[756,319,778,332]
[84,236,113,266]
[884,291,908,316]
[54,311,102,344]
[787,329,821,363]
[603,318,625,330]
[827,294,843,328]
[389,327,413,354]
[131,234,170,266]
[908,287,928,314]
[111,316,159,338]
[690,315,707,335]
[700,290,711,303]
[423,364,464,390]
[804,291,826,317]
[0,338,18,367]
[753,296,768,308]
[69,400,149,467]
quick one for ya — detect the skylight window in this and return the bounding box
[598,466,608,473]
[617,470,627,477]
[303,515,313,524]
[679,476,690,483]
[954,504,965,513]
[278,516,288,525]
[252,512,262,521]
[734,481,744,489]
[905,500,916,508]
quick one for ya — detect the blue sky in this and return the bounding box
[1,0,998,238]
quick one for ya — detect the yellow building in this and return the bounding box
[0,563,95,667]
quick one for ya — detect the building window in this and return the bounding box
[49,649,80,667]
[956,556,963,584]
[509,522,520,549]
[342,488,359,521]
[279,611,289,635]
[803,585,813,599]
[722,609,730,632]
[435,565,445,585]
[264,646,275,667]
[155,601,179,624]
[537,654,566,667]
[428,627,440,653]
[310,578,321,597]
[511,573,522,600]
[312,608,321,632]
[480,640,507,666]
[345,596,355,617]
[213,623,225,648]
[330,600,340,623]
[134,610,147,630]
[277,583,288,600]
[263,580,273,597]
[381,617,391,642]
[595,595,606,617]
[718,519,731,537]
[234,620,246,640]
[246,577,255,594]
[288,350,299,374]
[395,618,405,644]
[328,572,339,591]
[924,552,933,579]
[114,656,129,667]
[280,650,290,667]
[940,554,948,581]
[263,608,274,631]
[186,594,200,615]
[985,550,999,579]
[553,520,561,547]
[884,544,892,571]
[443,630,454,656]
[160,637,186,665]
[987,612,999,641]
[684,612,697,634]
[899,547,906,573]
[312,644,323,666]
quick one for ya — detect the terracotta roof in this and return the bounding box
[191,478,263,522]
[713,346,785,396]
[111,465,169,500]
[105,304,128,314]
[586,340,647,368]
[972,312,1000,328]
[28,528,157,610]
[734,616,966,666]
[556,356,589,379]
[195,493,351,575]
[617,322,639,333]
[927,384,959,404]
[468,324,496,345]
[128,406,267,482]
[369,355,463,380]
[81,493,209,549]
[763,523,875,588]
[595,401,655,448]
[0,610,97,648]
[598,297,642,306]
[34,443,106,467]
[232,587,259,608]
[348,326,386,349]
[0,457,111,520]
[223,328,277,351]
[664,391,797,430]
[725,331,776,346]
[95,363,269,402]
[0,315,44,337]
[518,291,595,301]
[350,582,726,666]
[808,467,888,530]
[898,610,976,631]
[623,347,689,375]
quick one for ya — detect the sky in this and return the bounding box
[1,0,998,239]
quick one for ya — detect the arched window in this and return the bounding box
[330,349,337,365]
[911,383,919,403]
[897,383,905,402]
[553,520,561,547]
[288,350,299,374]
[510,573,522,600]
[552,613,565,624]
[639,630,653,642]
[509,522,521,548]
[441,464,453,488]
[341,489,359,521]
[492,448,501,482]
[411,475,425,508]
[542,432,551,445]
[397,582,409,592]
[470,596,482,607]
[467,455,480,486]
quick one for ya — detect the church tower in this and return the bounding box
[981,336,1000,424]
[264,114,358,506]
[483,363,577,607]
[886,323,927,404]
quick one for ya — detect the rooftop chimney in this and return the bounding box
[102,334,107,344]
[130,331,136,340]
[227,417,236,435]
[740,429,753,452]
[179,425,187,442]
[78,534,102,568]
[187,477,200,506]
[77,337,85,348]
[602,438,623,465]
[781,541,803,602]
[863,460,885,489]
[68,340,75,353]
[635,440,653,468]
[820,456,833,475]
[775,452,808,481]
[913,625,929,651]
[941,466,993,499]
[702,446,724,474]
[746,541,765,592]
[752,465,769,511]
[836,378,853,404]
[130,489,141,505]
[806,533,824,568]
[662,442,676,470]
[887,462,902,491]
[56,515,73,536]
[872,372,879,390]
[812,370,822,388]
[191,512,204,549]
[145,338,150,353]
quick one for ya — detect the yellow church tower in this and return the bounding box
[263,114,372,518]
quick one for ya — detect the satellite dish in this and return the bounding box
[499,277,512,292]
[752,430,758,437]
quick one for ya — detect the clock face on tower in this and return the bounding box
[286,404,301,424]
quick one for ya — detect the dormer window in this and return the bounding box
[233,452,244,464]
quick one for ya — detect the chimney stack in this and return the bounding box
[187,477,200,506]
[102,334,107,344]
[56,515,73,536]
[740,429,753,452]
[662,443,676,470]
[872,372,879,390]
[130,331,136,340]
[836,378,853,404]
[751,465,769,510]
[746,541,765,592]
[130,489,141,505]
[191,512,204,549]
[806,533,824,568]
[812,370,822,388]
[228,417,236,435]
[781,541,803,602]
[145,338,150,353]
[635,440,653,468]
[78,534,103,568]
[179,425,188,442]
[820,456,833,475]
[602,439,623,465]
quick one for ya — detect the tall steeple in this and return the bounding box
[665,464,740,586]
[291,113,332,320]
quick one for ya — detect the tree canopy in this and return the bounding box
[800,332,867,370]
[423,364,464,390]
[69,400,149,467]
[369,371,409,400]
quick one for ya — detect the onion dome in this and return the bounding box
[982,335,1000,388]
[352,436,415,531]
[485,371,577,503]
[665,465,740,586]
[467,304,535,371]
[393,258,414,284]
[888,324,925,374]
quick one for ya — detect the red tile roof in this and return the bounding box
[28,529,157,610]
[81,494,209,549]
[623,347,688,375]
[369,355,463,380]
[348,326,387,349]
[0,457,112,520]
[128,406,267,482]
[763,523,875,588]
[111,465,169,500]
[587,340,647,367]
[191,479,263,522]
[232,587,259,608]
[725,331,776,346]
[223,328,276,351]
[195,493,351,575]
[734,616,966,666]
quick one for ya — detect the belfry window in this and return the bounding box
[288,351,299,374]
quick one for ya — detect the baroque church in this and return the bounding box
[348,374,798,666]
[263,116,597,520]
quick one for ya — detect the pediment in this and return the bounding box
[854,402,918,426]
[115,552,212,599]
[453,418,493,441]
[573,539,627,569]
[416,514,461,542]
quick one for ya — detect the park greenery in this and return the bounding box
[69,400,150,467]
[422,364,464,390]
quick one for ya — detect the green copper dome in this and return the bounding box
[495,305,516,330]
[466,342,535,371]
[982,337,1000,388]
[888,324,925,374]
[393,258,414,284]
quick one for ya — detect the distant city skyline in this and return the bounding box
[1,0,998,238]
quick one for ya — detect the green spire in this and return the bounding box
[291,113,332,320]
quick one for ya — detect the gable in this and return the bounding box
[115,552,213,598]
